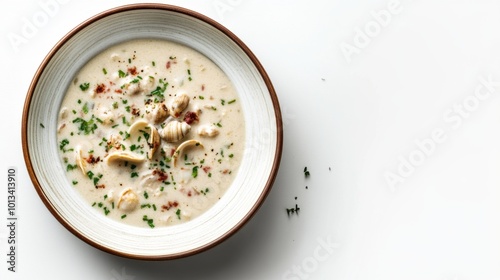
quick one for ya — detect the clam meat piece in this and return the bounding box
[159,120,191,143]
[197,124,219,137]
[117,188,139,212]
[144,102,169,124]
[60,107,69,119]
[141,75,156,93]
[128,120,161,160]
[170,93,190,117]
[106,151,145,164]
[95,105,114,125]
[172,139,204,167]
[74,145,87,175]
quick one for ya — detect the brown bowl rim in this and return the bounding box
[21,3,283,260]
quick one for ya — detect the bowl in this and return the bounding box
[22,3,282,260]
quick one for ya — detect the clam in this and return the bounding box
[197,124,219,137]
[159,120,191,143]
[106,151,145,164]
[74,145,87,175]
[170,93,190,117]
[172,139,204,167]
[128,120,161,160]
[144,102,169,124]
[117,188,139,212]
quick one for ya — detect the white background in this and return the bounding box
[2,0,500,279]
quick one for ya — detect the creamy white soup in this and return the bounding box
[57,39,244,228]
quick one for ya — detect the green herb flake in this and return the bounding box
[192,166,199,178]
[121,214,127,219]
[228,99,236,104]
[72,180,78,185]
[59,139,70,151]
[82,102,89,114]
[102,68,108,75]
[199,95,205,100]
[79,83,90,91]
[131,172,139,178]
[40,123,45,128]
[144,191,149,199]
[176,209,181,219]
[66,164,77,172]
[221,99,226,106]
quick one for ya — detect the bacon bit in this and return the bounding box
[114,89,123,94]
[152,169,168,182]
[202,166,211,173]
[201,84,205,91]
[131,106,140,117]
[183,111,199,125]
[95,184,105,189]
[161,200,179,211]
[86,154,101,164]
[166,61,171,69]
[95,83,106,94]
[170,148,176,157]
[222,169,230,174]
[128,66,138,76]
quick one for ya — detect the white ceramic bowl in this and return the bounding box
[22,4,282,260]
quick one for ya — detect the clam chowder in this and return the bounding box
[57,39,244,228]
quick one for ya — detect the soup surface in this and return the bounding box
[57,39,244,228]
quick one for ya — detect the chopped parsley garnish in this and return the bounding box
[66,164,77,171]
[82,102,89,114]
[143,215,155,228]
[118,69,127,78]
[102,68,108,75]
[228,99,236,104]
[192,166,199,178]
[304,167,310,177]
[176,209,181,219]
[59,139,70,151]
[131,172,139,178]
[73,116,98,134]
[286,204,300,216]
[150,79,168,99]
[79,83,90,91]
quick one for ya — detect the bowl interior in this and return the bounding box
[23,5,282,259]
